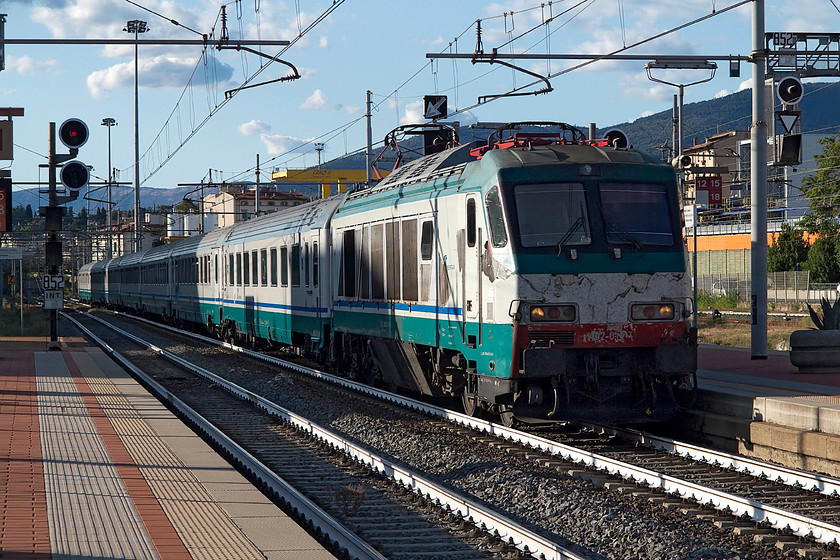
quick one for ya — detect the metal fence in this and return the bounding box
[698,271,839,306]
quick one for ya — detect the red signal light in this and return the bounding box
[58,118,89,149]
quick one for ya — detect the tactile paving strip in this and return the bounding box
[35,351,161,560]
[69,351,268,559]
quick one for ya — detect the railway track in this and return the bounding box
[65,310,584,560]
[69,309,840,559]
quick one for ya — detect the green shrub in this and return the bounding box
[697,290,740,310]
[807,296,840,330]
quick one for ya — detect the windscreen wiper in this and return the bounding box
[556,205,587,256]
[605,217,643,251]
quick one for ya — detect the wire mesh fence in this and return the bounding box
[698,271,840,306]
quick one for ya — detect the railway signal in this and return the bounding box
[58,118,89,149]
[776,75,803,105]
[57,118,90,189]
[59,160,89,190]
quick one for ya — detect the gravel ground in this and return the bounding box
[86,313,807,560]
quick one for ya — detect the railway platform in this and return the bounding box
[691,344,840,476]
[0,337,335,560]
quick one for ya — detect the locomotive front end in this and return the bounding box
[479,134,697,424]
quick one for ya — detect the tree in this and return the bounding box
[174,199,198,214]
[24,204,33,220]
[806,236,840,283]
[768,222,810,272]
[799,132,840,283]
[800,133,840,235]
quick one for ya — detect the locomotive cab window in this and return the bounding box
[420,220,434,260]
[485,186,508,248]
[599,182,675,247]
[514,182,590,248]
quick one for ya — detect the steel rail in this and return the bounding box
[63,313,387,560]
[81,312,586,560]
[586,422,840,497]
[108,311,840,545]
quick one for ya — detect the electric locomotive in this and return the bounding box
[328,122,696,425]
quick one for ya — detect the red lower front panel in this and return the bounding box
[510,321,690,376]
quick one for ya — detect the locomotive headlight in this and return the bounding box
[530,305,576,322]
[631,303,676,321]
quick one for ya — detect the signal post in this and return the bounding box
[42,118,89,348]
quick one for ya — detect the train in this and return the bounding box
[79,122,697,426]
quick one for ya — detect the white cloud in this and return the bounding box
[239,120,271,136]
[86,55,234,99]
[714,89,730,99]
[300,89,328,110]
[400,100,424,125]
[5,55,58,75]
[259,134,311,155]
[319,36,328,49]
[737,79,752,92]
[629,110,656,123]
[344,106,362,115]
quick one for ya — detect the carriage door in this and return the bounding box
[463,195,482,350]
[214,252,222,321]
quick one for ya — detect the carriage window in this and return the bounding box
[214,255,219,284]
[485,186,508,247]
[261,249,268,286]
[291,245,301,287]
[270,248,278,286]
[467,199,476,247]
[236,253,242,285]
[420,220,434,260]
[251,250,258,286]
[243,252,250,286]
[229,254,234,285]
[340,231,356,297]
[514,182,590,248]
[280,247,288,286]
[599,182,674,246]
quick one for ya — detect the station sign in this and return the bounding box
[695,175,723,206]
[42,274,65,291]
[423,95,447,119]
[42,274,65,309]
[44,290,64,310]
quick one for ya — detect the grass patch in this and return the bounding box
[0,307,51,337]
[697,290,741,310]
[697,315,811,351]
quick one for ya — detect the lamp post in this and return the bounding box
[101,117,117,259]
[123,19,148,254]
[645,59,717,333]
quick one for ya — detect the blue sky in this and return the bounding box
[1,0,838,200]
